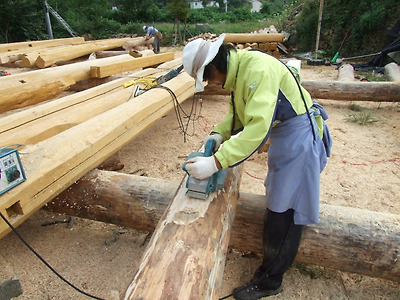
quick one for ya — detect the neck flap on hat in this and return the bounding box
[190,40,211,77]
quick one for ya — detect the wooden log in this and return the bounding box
[223,33,285,44]
[47,171,400,282]
[202,80,400,102]
[94,50,129,58]
[0,71,195,240]
[301,80,400,102]
[34,38,137,68]
[0,37,85,53]
[124,165,243,300]
[122,37,154,51]
[0,65,181,148]
[0,52,176,113]
[90,52,175,78]
[20,38,135,67]
[385,62,400,81]
[337,63,355,81]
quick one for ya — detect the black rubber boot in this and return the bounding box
[233,209,303,300]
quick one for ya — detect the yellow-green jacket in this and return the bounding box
[213,49,315,169]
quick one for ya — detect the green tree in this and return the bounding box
[167,0,189,44]
[0,0,46,43]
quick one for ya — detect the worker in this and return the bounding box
[182,34,332,300]
[143,25,162,54]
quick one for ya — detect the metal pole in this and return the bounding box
[315,0,324,59]
[44,0,53,39]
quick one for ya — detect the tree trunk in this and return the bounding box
[301,80,400,102]
[47,170,400,282]
[202,81,400,102]
[124,165,243,300]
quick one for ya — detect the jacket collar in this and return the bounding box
[224,49,239,91]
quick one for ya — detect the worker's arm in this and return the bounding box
[214,71,279,169]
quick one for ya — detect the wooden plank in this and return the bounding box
[0,72,195,240]
[124,165,243,300]
[223,33,284,44]
[0,52,177,113]
[0,37,85,54]
[34,38,138,68]
[47,171,400,282]
[90,52,175,78]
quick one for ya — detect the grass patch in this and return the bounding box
[349,103,362,111]
[345,112,378,125]
[293,262,328,280]
[355,70,387,82]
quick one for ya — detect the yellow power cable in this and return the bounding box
[123,76,158,89]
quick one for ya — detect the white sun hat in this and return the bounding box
[182,33,225,93]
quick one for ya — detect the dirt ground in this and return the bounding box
[0,50,399,300]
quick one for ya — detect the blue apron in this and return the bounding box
[264,112,328,225]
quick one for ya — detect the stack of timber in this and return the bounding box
[0,50,174,113]
[0,36,153,68]
[187,32,285,58]
[223,33,284,58]
[0,46,190,240]
[0,37,85,64]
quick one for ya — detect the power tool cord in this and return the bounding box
[0,211,105,300]
[156,84,200,142]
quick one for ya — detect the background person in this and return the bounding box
[143,25,161,54]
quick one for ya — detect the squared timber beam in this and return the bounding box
[91,52,175,78]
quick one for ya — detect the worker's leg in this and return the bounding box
[233,209,303,300]
[153,37,160,54]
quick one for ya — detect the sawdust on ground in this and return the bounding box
[0,49,399,300]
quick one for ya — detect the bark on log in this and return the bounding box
[301,80,400,102]
[0,72,195,240]
[47,170,400,282]
[201,81,400,102]
[385,62,400,82]
[223,33,284,43]
[124,165,243,300]
[0,52,176,113]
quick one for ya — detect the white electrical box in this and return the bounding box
[0,147,26,195]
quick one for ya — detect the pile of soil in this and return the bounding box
[0,55,399,299]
